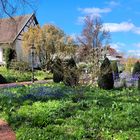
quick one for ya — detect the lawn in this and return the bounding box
[0,83,140,140]
[0,66,53,83]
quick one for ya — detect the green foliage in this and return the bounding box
[98,57,114,90]
[0,84,140,139]
[36,70,52,80]
[4,48,15,69]
[9,60,30,72]
[0,66,31,82]
[133,62,140,90]
[53,57,64,83]
[138,78,140,90]
[22,25,76,70]
[132,61,140,76]
[63,58,79,86]
[65,57,76,68]
[78,62,93,73]
[0,66,50,83]
[111,61,119,79]
[0,74,7,84]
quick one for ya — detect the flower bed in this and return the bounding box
[0,83,140,139]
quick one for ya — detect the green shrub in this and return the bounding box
[98,57,114,90]
[53,57,64,83]
[132,61,140,76]
[46,59,53,72]
[132,62,140,90]
[4,48,15,69]
[63,58,79,86]
[77,62,93,74]
[0,74,7,84]
[111,61,119,79]
[9,60,30,72]
[0,66,48,83]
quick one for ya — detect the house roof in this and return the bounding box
[0,13,38,44]
[106,46,122,58]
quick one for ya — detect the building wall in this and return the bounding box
[0,47,3,64]
[0,44,10,65]
[14,17,40,67]
[14,40,40,67]
[0,41,29,66]
[14,40,29,62]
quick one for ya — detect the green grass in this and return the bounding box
[0,66,52,83]
[0,83,140,139]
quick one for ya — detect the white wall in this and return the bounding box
[0,47,3,64]
[15,40,25,61]
[0,45,6,65]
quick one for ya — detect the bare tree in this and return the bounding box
[0,0,38,18]
[78,16,110,82]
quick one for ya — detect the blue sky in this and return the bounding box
[32,0,140,57]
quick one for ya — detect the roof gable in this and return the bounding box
[0,14,38,44]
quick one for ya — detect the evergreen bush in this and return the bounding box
[98,57,114,90]
[132,61,140,77]
[111,61,119,79]
[53,57,64,83]
[0,74,7,84]
[63,58,79,86]
[4,48,15,69]
[132,61,140,90]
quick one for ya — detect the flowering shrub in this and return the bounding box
[133,72,140,79]
[114,71,139,88]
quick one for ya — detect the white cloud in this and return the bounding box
[77,7,111,24]
[110,42,126,52]
[133,27,140,34]
[133,43,140,48]
[78,7,111,17]
[127,50,140,57]
[104,22,140,35]
[106,1,120,7]
[104,22,135,32]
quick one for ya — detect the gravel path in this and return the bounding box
[0,120,16,140]
[0,80,52,89]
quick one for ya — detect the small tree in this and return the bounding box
[22,25,76,70]
[52,57,64,83]
[63,58,79,86]
[78,16,110,81]
[132,61,140,76]
[98,57,114,90]
[125,57,138,72]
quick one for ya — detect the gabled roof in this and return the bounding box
[106,46,122,58]
[0,13,38,44]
